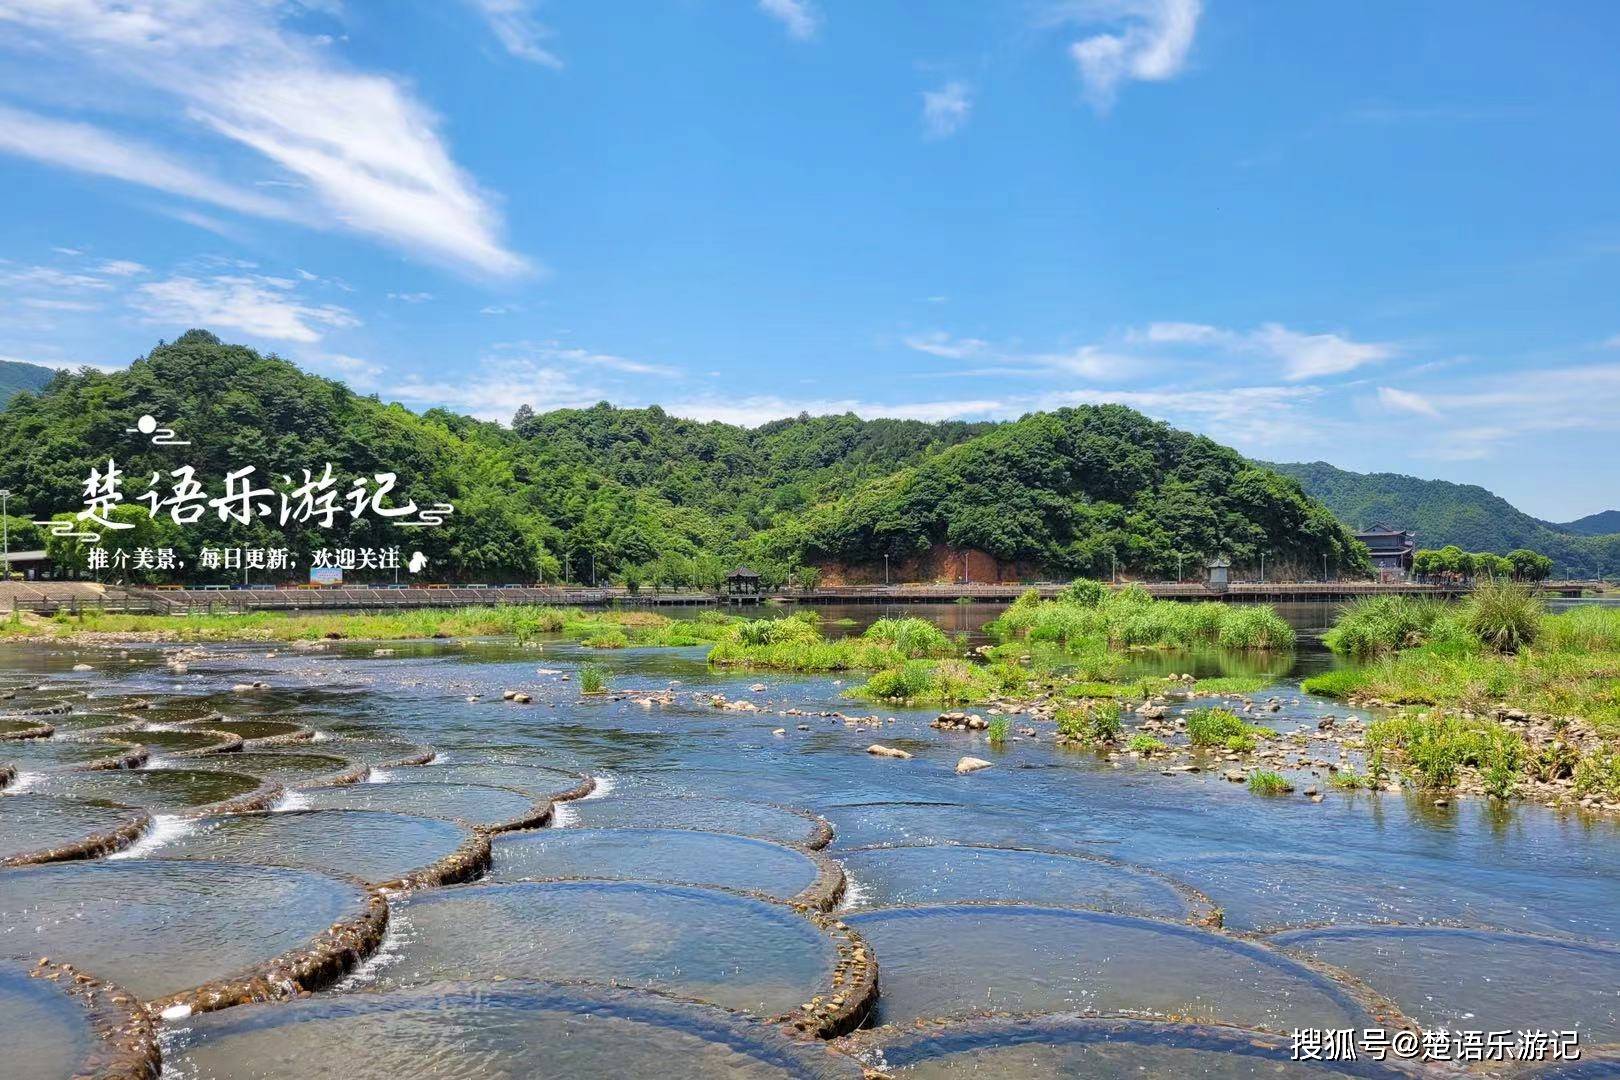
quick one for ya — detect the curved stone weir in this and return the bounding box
[843,904,1392,1031]
[0,859,386,1010]
[189,750,368,787]
[0,958,159,1080]
[568,793,833,849]
[148,808,489,889]
[108,727,245,758]
[374,880,875,1033]
[308,737,437,769]
[29,768,279,816]
[408,761,595,802]
[0,717,54,739]
[1270,925,1620,1043]
[181,718,313,746]
[844,1015,1422,1078]
[166,980,866,1079]
[35,711,133,733]
[301,781,551,833]
[0,735,149,773]
[837,845,1211,922]
[0,793,151,865]
[491,827,842,909]
[124,700,222,725]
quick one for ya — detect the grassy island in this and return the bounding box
[1304,584,1620,802]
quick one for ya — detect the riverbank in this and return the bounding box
[1303,591,1620,811]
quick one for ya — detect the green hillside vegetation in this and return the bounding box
[0,358,54,403]
[0,331,1368,584]
[1269,460,1620,577]
[1561,510,1620,537]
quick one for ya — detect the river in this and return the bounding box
[0,601,1616,1077]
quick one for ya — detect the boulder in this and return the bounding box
[866,744,912,760]
[956,756,993,775]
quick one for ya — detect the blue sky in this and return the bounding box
[1,2,1617,520]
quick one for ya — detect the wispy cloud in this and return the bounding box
[758,0,819,40]
[1377,386,1440,417]
[1134,320,1395,380]
[921,82,973,139]
[463,0,562,68]
[491,340,680,377]
[0,104,296,222]
[0,1,528,277]
[387,292,435,304]
[135,274,359,344]
[1049,0,1203,111]
[905,330,1139,380]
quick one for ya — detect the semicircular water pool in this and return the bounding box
[376,879,841,1017]
[166,980,865,1079]
[844,903,1380,1031]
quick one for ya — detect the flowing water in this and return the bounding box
[2,600,1618,1077]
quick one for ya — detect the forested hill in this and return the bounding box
[1269,460,1620,577]
[0,330,1366,583]
[1560,510,1620,537]
[0,358,54,403]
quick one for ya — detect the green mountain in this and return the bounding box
[1560,510,1620,537]
[0,359,55,403]
[1269,460,1620,577]
[0,330,1368,584]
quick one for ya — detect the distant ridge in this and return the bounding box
[1268,460,1620,577]
[1559,509,1620,537]
[0,359,54,402]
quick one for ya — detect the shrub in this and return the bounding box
[1186,707,1250,747]
[1465,580,1542,654]
[1247,770,1292,795]
[1059,577,1106,607]
[579,663,608,694]
[987,716,1010,744]
[1055,701,1122,745]
[1126,733,1166,755]
[1574,750,1620,798]
[1322,596,1461,658]
[1366,712,1527,791]
[582,629,630,648]
[862,617,953,658]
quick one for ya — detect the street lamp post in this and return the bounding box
[884,553,889,586]
[1323,553,1329,582]
[1260,550,1266,584]
[0,489,10,583]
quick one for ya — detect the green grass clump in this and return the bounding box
[1192,675,1277,695]
[1299,668,1367,699]
[1464,580,1542,654]
[1055,701,1122,745]
[1322,595,1463,658]
[987,586,1294,653]
[1366,712,1527,791]
[581,629,630,648]
[712,612,958,674]
[850,659,995,706]
[1185,707,1270,748]
[987,716,1010,745]
[578,663,609,694]
[1125,733,1167,755]
[1247,770,1292,795]
[1328,770,1373,790]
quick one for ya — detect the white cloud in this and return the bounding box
[96,259,147,276]
[905,331,1136,380]
[388,292,435,303]
[392,359,601,422]
[1377,386,1440,418]
[1132,320,1394,381]
[491,340,679,377]
[463,0,562,68]
[1052,0,1202,110]
[0,104,295,222]
[904,332,990,360]
[303,351,384,388]
[0,1,528,277]
[922,82,972,139]
[758,0,818,40]
[1604,333,1620,349]
[665,395,1005,427]
[20,298,100,311]
[134,274,359,343]
[0,352,123,373]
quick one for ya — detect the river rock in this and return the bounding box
[867,744,912,759]
[955,756,993,775]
